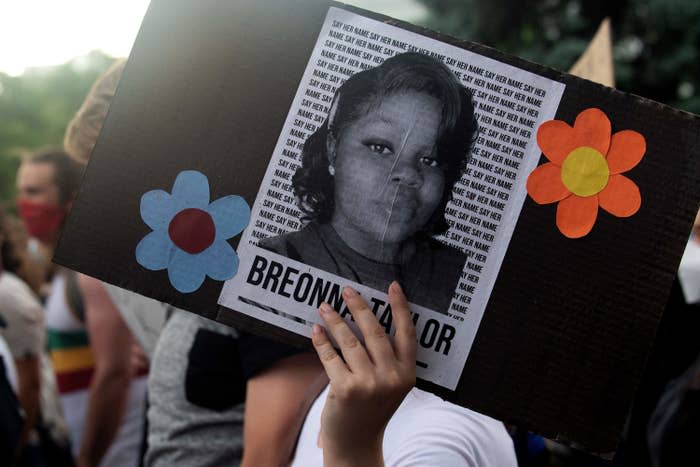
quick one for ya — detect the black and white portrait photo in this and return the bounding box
[219,7,566,387]
[260,52,478,314]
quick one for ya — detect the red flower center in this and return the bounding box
[168,208,216,254]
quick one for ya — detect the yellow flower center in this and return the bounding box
[561,147,610,197]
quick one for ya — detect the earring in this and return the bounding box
[328,165,335,176]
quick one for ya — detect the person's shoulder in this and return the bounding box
[406,389,512,443]
[258,223,323,259]
[0,271,36,298]
[0,271,42,318]
[423,238,467,260]
[76,272,106,295]
[0,270,17,290]
[418,238,468,278]
[258,234,289,255]
[0,272,44,358]
[384,388,517,467]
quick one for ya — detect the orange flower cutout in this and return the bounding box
[526,108,645,238]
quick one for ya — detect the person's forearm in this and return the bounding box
[241,353,326,467]
[77,368,131,467]
[16,357,41,447]
[311,283,415,467]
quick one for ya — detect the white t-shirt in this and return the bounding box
[0,334,18,392]
[291,386,518,467]
[46,272,147,467]
[0,271,44,358]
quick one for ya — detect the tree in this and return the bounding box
[416,0,700,113]
[0,51,116,206]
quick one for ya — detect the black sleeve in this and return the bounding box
[236,332,306,380]
[185,328,246,410]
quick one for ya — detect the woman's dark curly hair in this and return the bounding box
[292,52,477,236]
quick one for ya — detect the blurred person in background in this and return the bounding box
[15,151,80,281]
[0,206,73,467]
[66,58,251,467]
[16,148,146,467]
[3,214,48,299]
[0,324,24,464]
[633,208,700,467]
[0,205,46,464]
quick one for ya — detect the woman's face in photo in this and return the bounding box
[329,90,445,246]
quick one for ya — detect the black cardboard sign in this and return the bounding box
[54,0,700,453]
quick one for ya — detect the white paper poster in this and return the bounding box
[219,7,565,389]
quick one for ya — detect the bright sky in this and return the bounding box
[0,0,428,76]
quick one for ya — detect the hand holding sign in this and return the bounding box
[312,282,416,466]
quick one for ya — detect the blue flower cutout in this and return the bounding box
[135,170,251,293]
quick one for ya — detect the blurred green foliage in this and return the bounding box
[417,0,700,113]
[0,51,115,207]
[1,1,698,207]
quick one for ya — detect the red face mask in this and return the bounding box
[17,199,66,243]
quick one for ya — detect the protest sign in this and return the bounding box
[54,0,700,453]
[569,18,615,87]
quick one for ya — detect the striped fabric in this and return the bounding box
[47,329,94,394]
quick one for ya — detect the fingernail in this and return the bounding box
[312,324,323,336]
[391,281,404,296]
[319,302,332,314]
[343,286,358,298]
